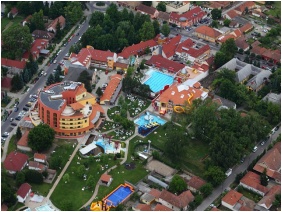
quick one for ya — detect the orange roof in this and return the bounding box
[135,203,152,211]
[235,1,256,12]
[233,29,242,38]
[258,185,281,209]
[162,35,181,59]
[158,83,204,105]
[28,161,45,171]
[48,15,65,30]
[222,190,243,206]
[195,26,222,39]
[70,102,84,110]
[100,74,122,102]
[100,174,111,182]
[240,171,269,195]
[239,23,253,33]
[17,131,29,147]
[219,34,236,43]
[34,153,47,161]
[154,204,172,211]
[175,38,211,58]
[211,207,221,211]
[92,104,105,114]
[1,58,26,69]
[226,9,238,19]
[187,176,206,190]
[149,189,161,199]
[159,190,194,209]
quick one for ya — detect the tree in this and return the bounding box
[64,2,83,25]
[142,1,152,6]
[89,11,105,27]
[17,1,34,16]
[1,183,17,207]
[63,173,70,183]
[25,170,43,184]
[54,68,61,83]
[211,20,218,28]
[16,127,22,141]
[55,20,62,39]
[260,168,268,186]
[152,20,160,35]
[50,155,62,169]
[194,194,203,205]
[2,25,33,59]
[169,175,187,194]
[204,166,226,186]
[223,19,231,27]
[156,2,166,12]
[96,87,103,97]
[46,73,55,86]
[28,123,55,152]
[211,9,222,20]
[76,165,85,178]
[49,1,65,19]
[77,70,92,92]
[139,21,155,41]
[16,172,25,187]
[199,183,213,197]
[11,74,24,92]
[161,23,170,37]
[86,175,95,188]
[272,194,281,208]
[30,10,45,31]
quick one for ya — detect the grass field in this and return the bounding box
[265,2,281,17]
[1,16,24,32]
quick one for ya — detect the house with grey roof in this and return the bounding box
[246,70,272,92]
[262,93,281,105]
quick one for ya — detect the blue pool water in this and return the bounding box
[105,185,133,207]
[134,113,166,126]
[35,204,53,211]
[144,69,174,93]
[95,139,115,152]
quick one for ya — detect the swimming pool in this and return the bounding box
[35,204,54,211]
[134,112,166,126]
[144,69,174,93]
[104,184,133,207]
[95,138,116,153]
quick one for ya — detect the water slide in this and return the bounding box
[90,201,109,211]
[173,93,193,113]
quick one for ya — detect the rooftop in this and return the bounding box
[195,25,222,39]
[240,171,269,195]
[222,190,243,207]
[17,183,31,199]
[4,151,29,172]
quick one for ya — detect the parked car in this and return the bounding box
[11,122,17,126]
[15,116,22,121]
[10,118,14,122]
[275,125,280,131]
[23,107,29,111]
[53,60,57,64]
[252,146,258,152]
[240,155,246,163]
[14,107,19,112]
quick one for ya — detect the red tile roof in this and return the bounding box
[28,161,45,171]
[1,77,12,89]
[195,26,222,39]
[159,190,194,209]
[239,206,252,211]
[100,74,122,102]
[48,15,65,30]
[17,130,30,147]
[146,55,185,73]
[149,189,161,199]
[222,190,243,207]
[100,174,111,182]
[4,151,29,172]
[169,7,205,23]
[135,203,152,211]
[154,204,172,211]
[158,11,170,21]
[118,39,158,59]
[162,35,181,58]
[233,29,242,38]
[10,7,18,15]
[239,23,253,33]
[258,185,281,209]
[23,39,49,60]
[187,176,206,190]
[70,102,85,110]
[1,58,26,69]
[175,38,211,58]
[240,171,269,195]
[34,153,47,161]
[17,183,31,199]
[235,36,249,50]
[235,1,256,13]
[136,4,157,16]
[218,34,236,44]
[226,10,239,19]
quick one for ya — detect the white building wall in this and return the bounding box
[34,158,45,163]
[221,201,234,210]
[239,182,265,196]
[158,199,180,211]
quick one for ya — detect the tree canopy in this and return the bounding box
[64,2,83,25]
[214,38,237,68]
[77,70,92,92]
[204,166,225,186]
[28,123,55,152]
[211,9,222,20]
[169,175,187,194]
[156,2,166,12]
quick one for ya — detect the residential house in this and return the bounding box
[140,193,156,205]
[152,35,181,59]
[22,15,32,26]
[34,153,47,163]
[47,15,66,33]
[239,171,269,196]
[152,1,190,13]
[175,38,211,63]
[158,189,194,211]
[132,203,152,211]
[17,183,31,203]
[253,142,281,183]
[17,130,32,152]
[32,30,55,42]
[118,39,158,59]
[246,69,272,92]
[252,10,266,18]
[8,7,18,18]
[235,36,250,51]
[114,57,129,72]
[157,11,170,24]
[262,93,281,105]
[3,151,29,174]
[149,189,161,202]
[251,41,281,64]
[100,174,113,186]
[154,204,172,211]
[239,23,254,34]
[194,26,222,43]
[224,9,239,20]
[212,95,237,109]
[28,161,46,172]
[1,58,26,75]
[234,1,256,15]
[221,190,243,210]
[169,7,206,28]
[207,1,231,10]
[229,20,239,28]
[118,1,141,10]
[146,55,185,73]
[136,4,159,19]
[257,185,281,210]
[100,74,122,105]
[187,176,206,193]
[22,39,49,61]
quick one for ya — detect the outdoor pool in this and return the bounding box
[95,138,118,154]
[104,184,134,207]
[143,69,174,93]
[134,112,166,126]
[35,204,54,211]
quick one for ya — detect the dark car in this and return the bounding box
[275,125,280,131]
[23,107,29,111]
[11,122,17,126]
[240,155,246,163]
[14,107,19,112]
[15,116,22,121]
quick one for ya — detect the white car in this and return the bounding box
[3,132,9,136]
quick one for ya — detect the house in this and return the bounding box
[157,11,170,23]
[152,1,190,13]
[229,20,239,28]
[158,189,194,211]
[235,36,249,51]
[169,7,206,28]
[239,171,269,196]
[118,1,141,10]
[8,7,18,18]
[149,188,161,202]
[4,151,29,174]
[246,69,272,92]
[221,190,243,210]
[234,1,256,15]
[146,55,185,73]
[17,130,32,152]
[175,38,211,63]
[114,58,129,71]
[152,35,181,59]
[47,15,66,33]
[17,183,31,203]
[1,77,13,90]
[32,30,55,42]
[34,153,47,163]
[100,174,112,186]
[1,58,26,75]
[187,176,206,193]
[118,39,158,59]
[207,1,231,9]
[224,9,239,20]
[257,185,281,210]
[22,15,32,26]
[217,34,237,45]
[239,23,253,34]
[212,95,237,109]
[140,193,156,205]
[262,93,281,105]
[194,26,222,43]
[154,204,172,211]
[100,74,122,105]
[22,39,49,61]
[251,41,281,64]
[136,4,159,19]
[133,203,152,211]
[28,161,46,172]
[253,142,281,183]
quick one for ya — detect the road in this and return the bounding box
[195,126,281,211]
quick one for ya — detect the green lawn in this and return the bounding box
[124,96,151,118]
[107,106,121,120]
[7,135,17,155]
[239,187,262,203]
[30,183,52,197]
[8,202,25,211]
[1,16,24,32]
[99,120,119,132]
[265,2,281,17]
